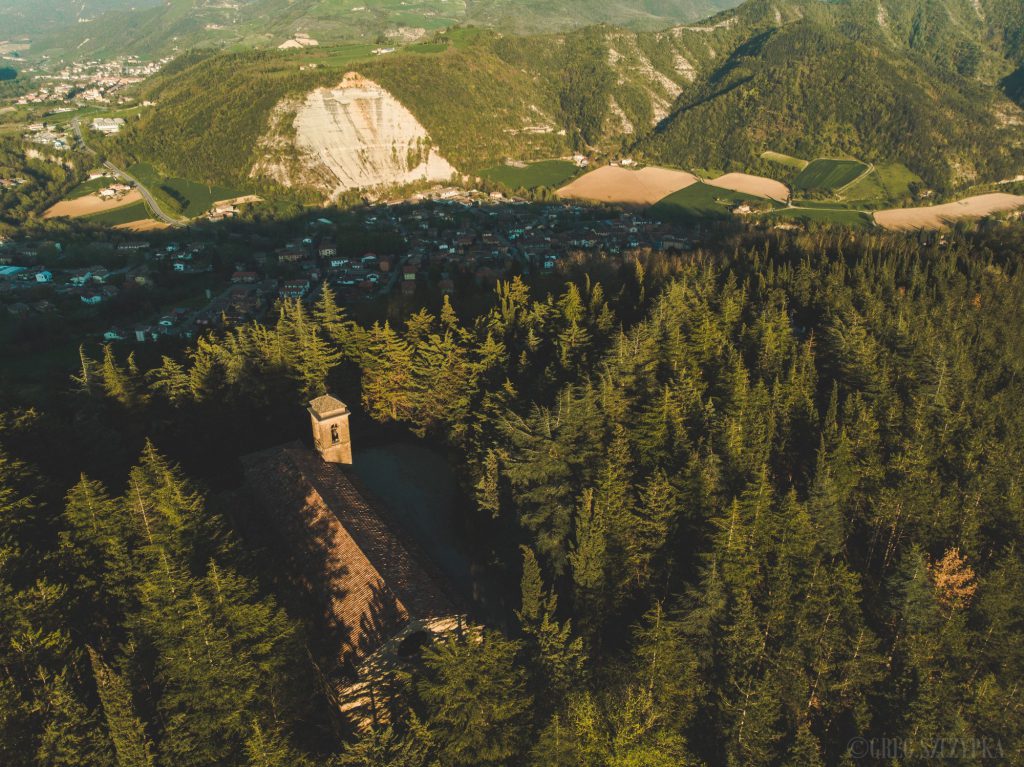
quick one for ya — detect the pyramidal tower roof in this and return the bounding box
[308,395,348,418]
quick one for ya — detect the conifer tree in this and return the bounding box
[627,469,679,588]
[517,546,585,702]
[59,476,134,634]
[570,488,608,620]
[147,356,191,405]
[88,649,154,767]
[418,632,533,767]
[101,345,143,408]
[332,721,430,767]
[361,322,415,422]
[410,330,474,439]
[313,282,357,356]
[244,723,309,767]
[36,668,115,767]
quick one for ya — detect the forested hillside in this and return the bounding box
[0,0,156,38]
[0,138,83,235]
[118,0,1024,195]
[29,0,743,59]
[638,16,1024,188]
[3,221,1024,764]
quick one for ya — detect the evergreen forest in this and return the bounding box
[2,223,1024,765]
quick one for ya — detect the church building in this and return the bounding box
[241,396,462,678]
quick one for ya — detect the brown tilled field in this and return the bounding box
[874,193,1024,231]
[706,172,790,201]
[557,166,699,206]
[114,219,171,233]
[43,190,143,219]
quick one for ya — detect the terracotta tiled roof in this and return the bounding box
[241,443,454,664]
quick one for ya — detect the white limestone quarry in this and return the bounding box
[253,73,456,200]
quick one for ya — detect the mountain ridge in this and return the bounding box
[28,0,746,59]
[114,0,1024,194]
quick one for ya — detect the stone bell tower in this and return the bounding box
[307,395,352,465]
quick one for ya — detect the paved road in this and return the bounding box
[71,118,185,227]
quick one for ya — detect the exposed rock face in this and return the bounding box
[253,73,456,199]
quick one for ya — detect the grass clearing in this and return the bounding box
[652,182,766,221]
[840,171,888,205]
[66,176,112,199]
[790,199,860,210]
[761,151,809,170]
[448,27,491,49]
[83,200,152,227]
[793,159,870,193]
[773,207,873,227]
[480,160,578,189]
[313,44,377,68]
[875,162,923,200]
[127,162,243,218]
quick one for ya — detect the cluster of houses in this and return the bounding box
[24,123,70,150]
[17,56,170,107]
[1,187,708,350]
[0,259,126,317]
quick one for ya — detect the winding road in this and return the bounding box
[71,118,185,227]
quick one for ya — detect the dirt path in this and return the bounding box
[835,163,876,197]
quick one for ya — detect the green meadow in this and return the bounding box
[83,200,152,226]
[793,159,870,193]
[480,160,578,189]
[652,182,767,221]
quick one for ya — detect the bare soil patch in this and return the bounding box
[707,172,790,201]
[874,193,1024,231]
[557,166,699,206]
[44,190,143,219]
[212,194,264,207]
[114,219,171,233]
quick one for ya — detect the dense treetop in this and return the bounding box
[3,220,1024,764]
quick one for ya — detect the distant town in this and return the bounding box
[0,190,698,348]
